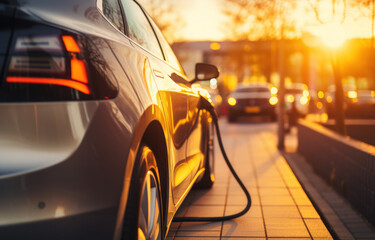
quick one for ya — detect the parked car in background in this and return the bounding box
[285,83,310,117]
[227,83,278,122]
[325,85,375,118]
[0,0,218,239]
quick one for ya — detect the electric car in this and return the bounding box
[325,85,375,118]
[0,0,217,239]
[227,83,278,122]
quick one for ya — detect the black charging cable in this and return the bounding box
[173,96,251,222]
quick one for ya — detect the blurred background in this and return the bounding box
[138,0,375,227]
[140,0,375,121]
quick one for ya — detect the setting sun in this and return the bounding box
[316,23,348,48]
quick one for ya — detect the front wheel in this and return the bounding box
[122,145,162,240]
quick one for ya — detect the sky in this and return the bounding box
[141,0,374,42]
[170,0,226,41]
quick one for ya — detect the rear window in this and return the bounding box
[120,0,164,59]
[102,0,125,32]
[236,87,269,93]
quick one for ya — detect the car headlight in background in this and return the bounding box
[300,96,309,105]
[228,97,237,106]
[303,90,309,97]
[348,90,357,99]
[270,87,278,95]
[287,95,295,103]
[318,91,324,99]
[269,96,278,105]
[326,96,333,103]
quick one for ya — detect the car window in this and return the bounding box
[120,0,163,59]
[102,0,124,32]
[147,14,184,73]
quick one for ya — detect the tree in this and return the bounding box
[308,0,375,135]
[309,0,374,46]
[307,0,348,24]
[307,0,349,135]
[138,0,185,42]
[351,0,374,47]
[221,0,300,149]
[221,0,299,40]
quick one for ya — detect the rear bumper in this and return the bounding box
[0,208,117,240]
[0,101,135,239]
[228,105,276,116]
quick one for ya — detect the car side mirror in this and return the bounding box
[192,63,219,83]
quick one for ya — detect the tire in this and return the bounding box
[122,145,163,240]
[194,123,215,189]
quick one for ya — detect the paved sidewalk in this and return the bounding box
[167,119,333,239]
[284,128,375,240]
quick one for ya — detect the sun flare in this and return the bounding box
[316,23,348,48]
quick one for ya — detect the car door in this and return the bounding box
[147,14,207,182]
[185,84,207,177]
[146,15,206,183]
[118,0,193,204]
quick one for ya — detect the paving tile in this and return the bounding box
[189,186,229,196]
[174,235,220,239]
[171,121,335,239]
[221,238,266,240]
[260,194,296,206]
[262,206,301,219]
[227,192,260,206]
[268,238,311,240]
[259,188,290,196]
[225,205,263,218]
[179,221,222,232]
[183,205,225,218]
[304,219,333,238]
[257,168,281,177]
[232,177,257,187]
[227,184,258,195]
[279,168,302,188]
[189,194,227,206]
[175,230,221,237]
[311,238,334,240]
[298,206,321,219]
[289,188,313,206]
[265,218,310,237]
[222,218,266,237]
[258,178,287,188]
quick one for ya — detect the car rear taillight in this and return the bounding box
[6,35,91,95]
